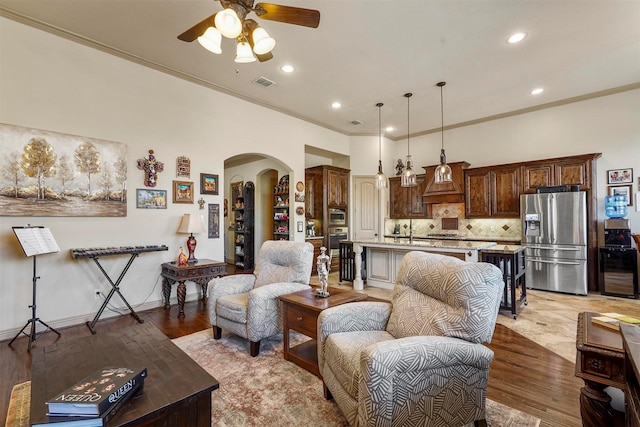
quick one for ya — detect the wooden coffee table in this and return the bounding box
[30,323,219,426]
[280,287,368,376]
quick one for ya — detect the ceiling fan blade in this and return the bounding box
[255,3,320,28]
[256,52,273,62]
[177,13,217,42]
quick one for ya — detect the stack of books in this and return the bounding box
[592,312,640,331]
[34,367,147,426]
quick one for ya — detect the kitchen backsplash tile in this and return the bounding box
[385,203,522,241]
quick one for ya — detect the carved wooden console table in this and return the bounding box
[575,311,625,427]
[160,259,227,318]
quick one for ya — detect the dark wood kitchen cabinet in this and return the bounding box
[521,154,593,194]
[465,165,520,218]
[327,168,349,208]
[389,175,427,219]
[305,167,323,220]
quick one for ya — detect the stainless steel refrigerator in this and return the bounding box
[521,192,588,295]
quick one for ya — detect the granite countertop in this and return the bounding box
[479,244,525,254]
[348,237,497,250]
[305,236,324,240]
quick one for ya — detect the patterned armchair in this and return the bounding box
[317,251,504,427]
[207,240,314,356]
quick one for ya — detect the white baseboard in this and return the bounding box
[0,292,204,342]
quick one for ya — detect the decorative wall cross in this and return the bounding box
[137,149,165,187]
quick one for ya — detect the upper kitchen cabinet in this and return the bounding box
[465,165,521,218]
[389,175,427,219]
[327,167,349,208]
[521,154,600,193]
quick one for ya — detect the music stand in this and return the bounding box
[9,225,62,351]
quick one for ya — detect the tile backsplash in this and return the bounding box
[385,203,522,241]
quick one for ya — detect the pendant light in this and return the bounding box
[401,92,417,187]
[434,81,452,183]
[374,102,389,189]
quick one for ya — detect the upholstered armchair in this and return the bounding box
[318,251,504,427]
[208,240,314,356]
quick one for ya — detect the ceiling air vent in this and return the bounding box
[350,120,362,125]
[253,76,275,88]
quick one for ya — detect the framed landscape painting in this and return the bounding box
[136,189,167,209]
[200,173,219,195]
[173,181,194,204]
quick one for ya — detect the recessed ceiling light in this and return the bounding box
[507,32,527,44]
[530,88,544,95]
[331,102,341,109]
[385,126,394,132]
[280,64,294,73]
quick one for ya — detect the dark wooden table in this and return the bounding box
[279,287,368,376]
[575,312,625,427]
[30,322,219,426]
[161,259,227,317]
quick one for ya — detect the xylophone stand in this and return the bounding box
[86,253,144,334]
[8,255,61,351]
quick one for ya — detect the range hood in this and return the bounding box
[422,161,470,204]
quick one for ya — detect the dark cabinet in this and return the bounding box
[327,168,349,208]
[233,181,254,270]
[389,175,427,219]
[465,165,520,218]
[521,155,592,194]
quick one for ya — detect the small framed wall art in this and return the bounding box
[608,184,633,206]
[200,173,219,195]
[173,180,194,204]
[607,168,633,184]
[136,189,167,209]
[176,156,191,178]
[208,204,220,238]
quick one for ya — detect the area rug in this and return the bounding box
[172,329,541,427]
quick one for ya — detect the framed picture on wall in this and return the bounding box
[607,168,633,184]
[608,184,633,206]
[173,181,194,204]
[136,189,167,209]
[208,204,220,238]
[200,173,219,195]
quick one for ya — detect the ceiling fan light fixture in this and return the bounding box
[215,8,243,38]
[235,41,257,63]
[197,27,222,54]
[252,27,276,55]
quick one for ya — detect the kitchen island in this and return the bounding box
[348,238,497,290]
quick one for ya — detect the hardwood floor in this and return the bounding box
[1,290,583,426]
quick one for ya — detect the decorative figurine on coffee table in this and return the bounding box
[177,246,188,266]
[316,246,331,298]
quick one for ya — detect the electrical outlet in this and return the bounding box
[490,225,496,233]
[94,289,101,300]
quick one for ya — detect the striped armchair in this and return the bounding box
[318,251,504,427]
[207,240,314,356]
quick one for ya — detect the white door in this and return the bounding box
[353,176,380,240]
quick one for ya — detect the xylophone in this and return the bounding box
[70,245,168,259]
[70,244,169,333]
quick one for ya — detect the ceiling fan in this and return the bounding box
[178,0,320,63]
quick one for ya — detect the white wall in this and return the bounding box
[0,18,348,339]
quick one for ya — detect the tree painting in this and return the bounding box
[0,124,127,217]
[21,137,57,200]
[74,141,101,196]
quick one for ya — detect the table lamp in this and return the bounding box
[177,214,205,263]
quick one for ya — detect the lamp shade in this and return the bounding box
[214,8,242,38]
[177,214,205,234]
[401,155,417,187]
[252,27,276,55]
[197,27,222,54]
[235,41,257,63]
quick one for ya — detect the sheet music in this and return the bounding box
[13,227,61,257]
